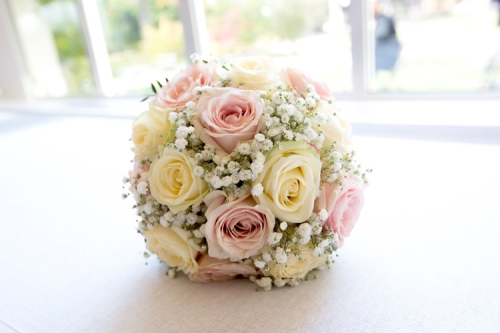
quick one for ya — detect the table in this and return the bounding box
[0,110,499,332]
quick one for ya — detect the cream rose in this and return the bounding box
[188,255,257,283]
[231,56,278,89]
[253,141,322,223]
[315,102,353,154]
[280,67,333,101]
[131,106,174,160]
[144,224,199,274]
[149,148,209,213]
[264,244,327,280]
[193,88,265,155]
[201,191,275,260]
[314,175,364,248]
[155,63,215,109]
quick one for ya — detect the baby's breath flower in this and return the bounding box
[143,201,153,215]
[262,252,272,262]
[169,112,178,123]
[194,166,204,177]
[274,81,286,90]
[306,97,316,108]
[238,143,251,155]
[251,183,263,196]
[261,139,273,151]
[185,101,196,110]
[280,221,288,230]
[256,277,272,291]
[255,133,266,142]
[186,213,198,225]
[268,232,283,245]
[273,247,288,264]
[295,98,306,110]
[293,109,304,122]
[221,176,233,187]
[311,221,322,235]
[319,209,328,221]
[272,92,287,105]
[254,260,266,269]
[174,138,188,150]
[159,215,169,227]
[267,128,281,137]
[137,181,148,195]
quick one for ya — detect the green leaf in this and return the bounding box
[151,83,157,94]
[157,80,163,88]
[140,95,149,102]
[165,77,169,83]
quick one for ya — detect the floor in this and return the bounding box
[0,101,499,332]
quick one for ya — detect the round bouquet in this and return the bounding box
[124,55,369,290]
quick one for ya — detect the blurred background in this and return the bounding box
[1,0,500,101]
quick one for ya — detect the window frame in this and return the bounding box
[1,0,499,101]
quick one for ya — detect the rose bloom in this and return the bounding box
[193,88,265,155]
[264,244,327,280]
[131,106,174,160]
[144,225,199,274]
[201,191,275,260]
[155,63,215,109]
[280,67,333,101]
[231,56,278,89]
[314,175,365,248]
[315,101,353,154]
[188,255,257,283]
[149,148,209,214]
[253,141,321,223]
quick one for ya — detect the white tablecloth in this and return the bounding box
[0,112,499,332]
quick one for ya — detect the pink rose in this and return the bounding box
[193,88,265,154]
[201,191,275,260]
[314,175,364,248]
[188,255,256,283]
[280,67,333,101]
[155,63,215,109]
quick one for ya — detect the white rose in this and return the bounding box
[315,101,353,154]
[144,225,199,274]
[131,106,175,160]
[264,243,326,280]
[231,56,278,89]
[149,148,209,213]
[253,141,322,223]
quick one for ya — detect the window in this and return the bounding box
[204,0,353,93]
[370,0,500,92]
[96,0,187,96]
[8,0,95,97]
[1,0,500,99]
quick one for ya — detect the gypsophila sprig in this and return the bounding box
[125,54,369,290]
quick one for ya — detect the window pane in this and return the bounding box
[371,0,500,92]
[9,0,95,97]
[203,0,353,93]
[96,0,187,96]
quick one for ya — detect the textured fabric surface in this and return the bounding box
[0,113,499,333]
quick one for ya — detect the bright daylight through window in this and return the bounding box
[1,0,500,99]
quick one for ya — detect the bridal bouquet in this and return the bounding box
[123,54,369,290]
